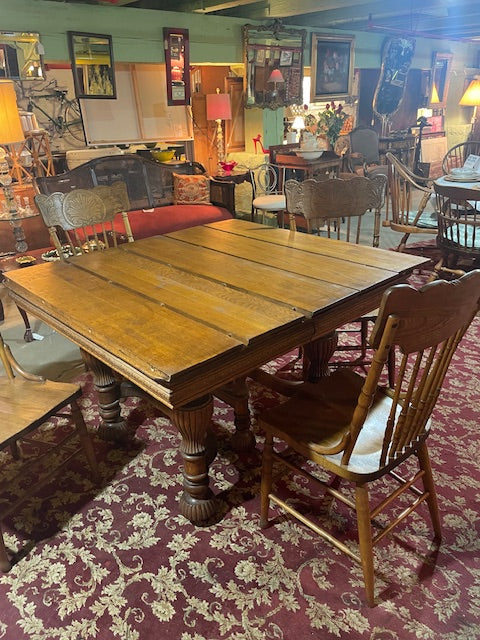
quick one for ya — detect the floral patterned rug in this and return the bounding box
[0,307,479,639]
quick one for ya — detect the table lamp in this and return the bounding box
[0,79,27,252]
[267,68,284,98]
[206,89,232,164]
[459,76,480,139]
[291,115,305,143]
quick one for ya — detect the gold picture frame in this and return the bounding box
[311,33,355,101]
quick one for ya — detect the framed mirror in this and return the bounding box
[430,52,453,108]
[243,21,306,110]
[0,31,44,79]
[67,31,116,99]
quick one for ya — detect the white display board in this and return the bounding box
[80,63,193,146]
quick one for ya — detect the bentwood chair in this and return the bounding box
[385,152,438,252]
[433,181,480,279]
[284,174,393,382]
[258,270,480,607]
[249,163,286,225]
[442,141,480,175]
[34,181,134,257]
[0,332,98,571]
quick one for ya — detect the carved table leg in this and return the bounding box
[302,330,339,381]
[81,349,128,442]
[172,394,220,525]
[216,377,255,452]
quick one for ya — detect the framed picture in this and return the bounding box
[311,33,354,101]
[67,31,116,99]
[163,28,190,106]
[279,50,293,67]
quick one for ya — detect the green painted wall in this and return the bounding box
[2,0,478,143]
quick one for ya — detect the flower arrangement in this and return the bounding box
[315,101,349,148]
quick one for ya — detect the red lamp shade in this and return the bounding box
[267,69,285,84]
[206,92,232,121]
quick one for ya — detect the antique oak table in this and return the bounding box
[3,219,428,524]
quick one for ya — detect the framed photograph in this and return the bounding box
[279,50,293,67]
[163,28,190,106]
[68,31,116,99]
[311,33,354,101]
[255,48,266,65]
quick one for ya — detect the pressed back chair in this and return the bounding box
[284,174,393,381]
[433,181,480,278]
[258,270,480,607]
[442,141,480,175]
[385,152,438,252]
[0,332,98,571]
[34,181,134,258]
[249,163,286,225]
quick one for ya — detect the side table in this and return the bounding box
[213,171,252,217]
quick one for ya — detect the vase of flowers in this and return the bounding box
[315,101,349,149]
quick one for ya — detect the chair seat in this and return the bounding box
[390,210,438,231]
[261,368,420,479]
[0,378,81,445]
[252,194,286,211]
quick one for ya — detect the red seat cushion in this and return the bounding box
[118,204,233,240]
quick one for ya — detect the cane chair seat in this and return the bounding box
[259,271,480,607]
[0,333,98,572]
[284,174,394,382]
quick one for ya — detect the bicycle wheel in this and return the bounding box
[63,100,85,145]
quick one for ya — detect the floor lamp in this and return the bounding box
[459,77,480,140]
[0,80,28,253]
[206,89,232,164]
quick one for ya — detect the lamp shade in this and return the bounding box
[292,115,305,131]
[460,78,480,106]
[267,69,284,84]
[206,92,232,121]
[0,80,24,145]
[430,83,440,104]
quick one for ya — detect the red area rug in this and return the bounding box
[0,301,479,638]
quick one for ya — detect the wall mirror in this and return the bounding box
[0,31,44,79]
[430,52,453,108]
[373,36,416,133]
[243,21,306,110]
[68,31,116,99]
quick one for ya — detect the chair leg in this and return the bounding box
[355,483,376,607]
[417,442,442,542]
[71,400,100,483]
[260,432,274,528]
[0,526,11,572]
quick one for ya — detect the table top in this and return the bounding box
[275,152,342,170]
[3,219,428,409]
[435,175,480,188]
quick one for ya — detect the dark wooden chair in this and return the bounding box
[258,271,480,606]
[433,181,480,278]
[442,141,480,175]
[284,174,393,382]
[0,331,98,571]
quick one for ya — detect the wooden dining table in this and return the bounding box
[3,219,429,524]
